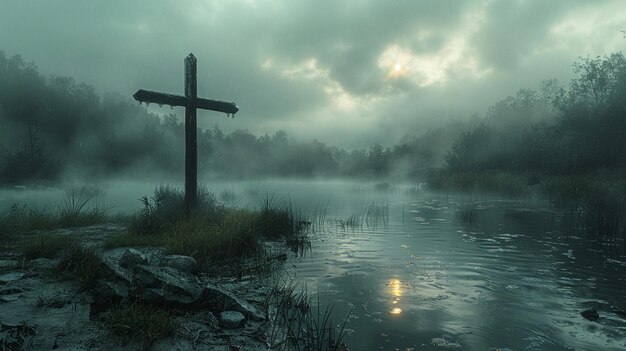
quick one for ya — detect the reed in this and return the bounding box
[266,281,350,351]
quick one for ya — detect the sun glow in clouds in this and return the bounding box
[378,5,490,87]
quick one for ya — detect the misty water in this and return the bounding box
[2,180,625,350]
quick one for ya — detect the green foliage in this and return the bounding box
[99,304,179,346]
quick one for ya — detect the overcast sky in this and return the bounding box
[1,0,625,148]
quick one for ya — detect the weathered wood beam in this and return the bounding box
[133,89,187,107]
[184,54,198,216]
[196,97,239,115]
[133,89,239,115]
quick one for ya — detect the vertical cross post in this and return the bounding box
[132,54,238,217]
[184,54,198,216]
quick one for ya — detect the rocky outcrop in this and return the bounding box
[219,311,246,329]
[203,283,265,321]
[90,252,265,323]
[119,248,148,268]
[581,308,599,321]
[132,265,202,307]
[159,255,198,274]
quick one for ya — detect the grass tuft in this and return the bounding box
[257,194,298,238]
[57,184,107,226]
[99,303,179,346]
[113,187,313,266]
[0,184,107,239]
[267,281,350,351]
[57,241,103,288]
[165,209,260,264]
[21,235,72,259]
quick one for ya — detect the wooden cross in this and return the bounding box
[133,53,239,215]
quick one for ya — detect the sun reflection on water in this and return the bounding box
[388,278,403,316]
[389,278,403,297]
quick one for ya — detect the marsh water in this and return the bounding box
[2,180,625,350]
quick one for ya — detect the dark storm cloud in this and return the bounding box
[472,0,584,70]
[1,0,624,148]
[264,0,470,95]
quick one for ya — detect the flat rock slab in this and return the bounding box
[119,248,148,268]
[159,255,198,274]
[0,272,25,285]
[133,265,202,307]
[203,283,265,321]
[219,311,246,329]
[0,295,20,303]
[29,258,57,271]
[0,260,17,269]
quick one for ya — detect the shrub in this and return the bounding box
[129,185,224,236]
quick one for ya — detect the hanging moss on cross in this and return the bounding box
[133,53,239,215]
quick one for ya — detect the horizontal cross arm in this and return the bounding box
[133,89,187,107]
[133,89,239,115]
[196,97,239,114]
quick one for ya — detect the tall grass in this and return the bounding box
[113,188,315,265]
[128,184,225,236]
[257,194,299,238]
[458,204,477,224]
[365,202,389,227]
[541,174,626,244]
[58,184,105,224]
[300,198,330,233]
[165,209,260,264]
[0,184,107,238]
[337,202,389,230]
[267,282,350,351]
[430,170,626,245]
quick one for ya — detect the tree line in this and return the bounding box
[0,50,462,184]
[2,50,625,185]
[444,53,626,177]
